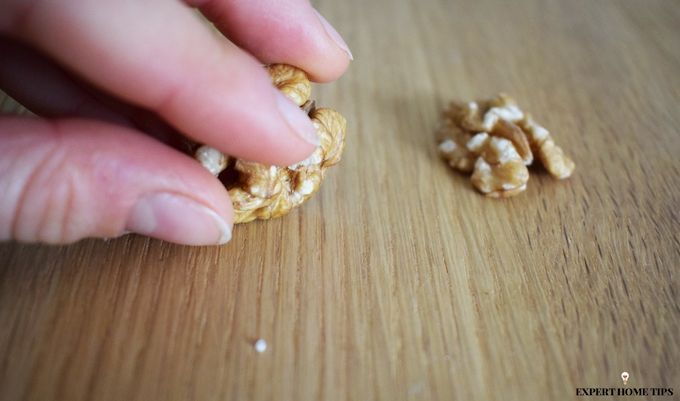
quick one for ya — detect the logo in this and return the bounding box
[621,371,629,385]
[575,371,674,397]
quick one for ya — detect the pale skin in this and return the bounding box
[0,0,352,245]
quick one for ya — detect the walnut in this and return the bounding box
[193,64,346,224]
[438,94,574,197]
[437,123,475,172]
[266,64,311,107]
[468,134,529,198]
[519,116,575,179]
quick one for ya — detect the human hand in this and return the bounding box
[0,0,351,245]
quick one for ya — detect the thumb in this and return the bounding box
[0,117,233,245]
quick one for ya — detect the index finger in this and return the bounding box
[191,0,352,82]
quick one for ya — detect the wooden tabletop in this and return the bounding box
[1,0,679,400]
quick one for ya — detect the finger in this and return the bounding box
[191,0,352,82]
[0,36,130,125]
[0,117,233,245]
[0,38,190,149]
[4,0,318,166]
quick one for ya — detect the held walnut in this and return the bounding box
[193,64,346,224]
[438,94,574,197]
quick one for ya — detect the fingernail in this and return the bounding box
[313,9,353,60]
[126,192,231,245]
[275,91,320,146]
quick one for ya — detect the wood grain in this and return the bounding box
[1,0,679,400]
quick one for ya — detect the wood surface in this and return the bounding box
[1,0,679,400]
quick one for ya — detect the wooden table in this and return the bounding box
[1,0,679,400]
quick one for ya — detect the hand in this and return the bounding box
[0,0,351,245]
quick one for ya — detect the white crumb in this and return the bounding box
[254,339,267,353]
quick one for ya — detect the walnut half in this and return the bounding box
[438,94,574,197]
[193,64,346,224]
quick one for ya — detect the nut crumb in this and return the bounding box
[438,94,574,197]
[254,339,267,353]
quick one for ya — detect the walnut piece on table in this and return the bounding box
[192,64,346,224]
[438,94,574,197]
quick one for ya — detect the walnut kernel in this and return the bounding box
[194,64,346,223]
[438,94,574,197]
[266,64,311,107]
